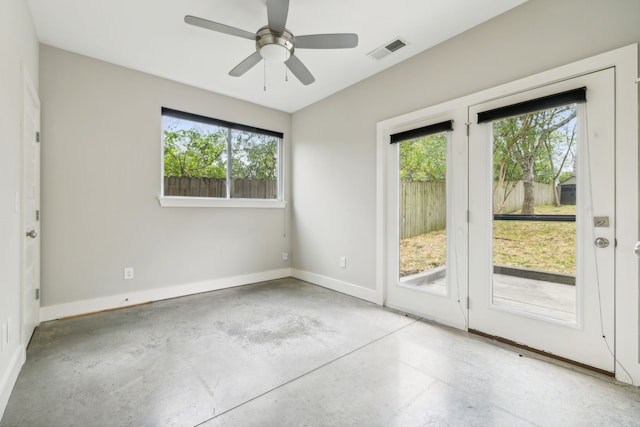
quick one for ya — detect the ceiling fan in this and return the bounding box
[184,0,358,85]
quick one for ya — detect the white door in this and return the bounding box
[22,73,41,346]
[384,109,468,329]
[468,69,615,372]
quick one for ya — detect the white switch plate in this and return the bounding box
[282,252,289,261]
[339,257,347,268]
[124,267,134,280]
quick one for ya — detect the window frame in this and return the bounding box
[158,107,286,208]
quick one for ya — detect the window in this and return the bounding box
[392,120,452,295]
[159,108,284,208]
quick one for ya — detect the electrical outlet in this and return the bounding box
[124,267,134,280]
[339,257,347,269]
[282,252,289,261]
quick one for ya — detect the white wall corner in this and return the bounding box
[375,121,388,307]
[39,269,292,321]
[291,269,380,304]
[612,43,640,385]
[0,345,26,420]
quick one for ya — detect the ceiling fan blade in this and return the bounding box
[184,15,256,41]
[229,51,263,77]
[295,34,359,49]
[285,54,315,85]
[267,0,289,33]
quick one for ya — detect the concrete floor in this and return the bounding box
[2,278,640,426]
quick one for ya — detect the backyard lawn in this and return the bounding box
[400,205,577,277]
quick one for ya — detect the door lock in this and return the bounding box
[26,230,37,238]
[594,237,609,248]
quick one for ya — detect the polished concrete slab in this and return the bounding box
[2,278,639,426]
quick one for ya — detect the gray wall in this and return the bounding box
[0,0,39,410]
[290,0,640,290]
[39,46,292,307]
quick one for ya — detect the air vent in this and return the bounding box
[385,39,406,52]
[367,37,408,60]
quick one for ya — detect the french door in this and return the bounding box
[384,68,615,372]
[384,109,468,330]
[468,69,615,372]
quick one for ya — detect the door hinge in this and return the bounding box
[466,123,470,136]
[466,210,470,222]
[36,210,40,221]
[35,289,40,301]
[467,296,470,309]
[36,131,40,143]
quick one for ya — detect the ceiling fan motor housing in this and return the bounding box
[256,26,294,62]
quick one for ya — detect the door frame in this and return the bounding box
[376,44,638,384]
[467,69,615,372]
[379,108,469,330]
[21,67,41,347]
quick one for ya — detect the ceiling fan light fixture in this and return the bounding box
[256,26,294,63]
[259,44,290,62]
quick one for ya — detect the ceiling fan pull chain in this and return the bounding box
[284,49,289,82]
[264,60,267,92]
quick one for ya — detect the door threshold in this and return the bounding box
[469,328,614,378]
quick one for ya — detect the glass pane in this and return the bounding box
[491,105,577,323]
[398,132,447,295]
[163,116,228,197]
[231,130,279,199]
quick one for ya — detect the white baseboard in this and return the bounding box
[40,268,292,321]
[39,268,380,322]
[291,269,380,304]
[0,344,25,420]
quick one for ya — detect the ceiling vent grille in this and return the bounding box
[367,37,407,60]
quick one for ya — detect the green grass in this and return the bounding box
[400,205,576,277]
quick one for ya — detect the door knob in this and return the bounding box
[26,230,37,238]
[634,242,640,258]
[594,237,609,248]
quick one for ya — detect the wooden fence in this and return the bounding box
[493,181,555,214]
[164,177,277,199]
[400,182,446,239]
[400,180,556,239]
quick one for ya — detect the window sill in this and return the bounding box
[157,196,287,209]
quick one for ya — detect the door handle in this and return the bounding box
[594,237,609,248]
[634,242,640,258]
[26,230,38,238]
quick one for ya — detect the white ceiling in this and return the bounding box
[28,0,526,113]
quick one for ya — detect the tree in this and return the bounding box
[544,122,576,206]
[399,133,447,182]
[231,131,279,180]
[163,123,279,180]
[164,126,227,178]
[493,106,576,214]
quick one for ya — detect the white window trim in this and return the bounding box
[157,196,286,209]
[159,108,285,207]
